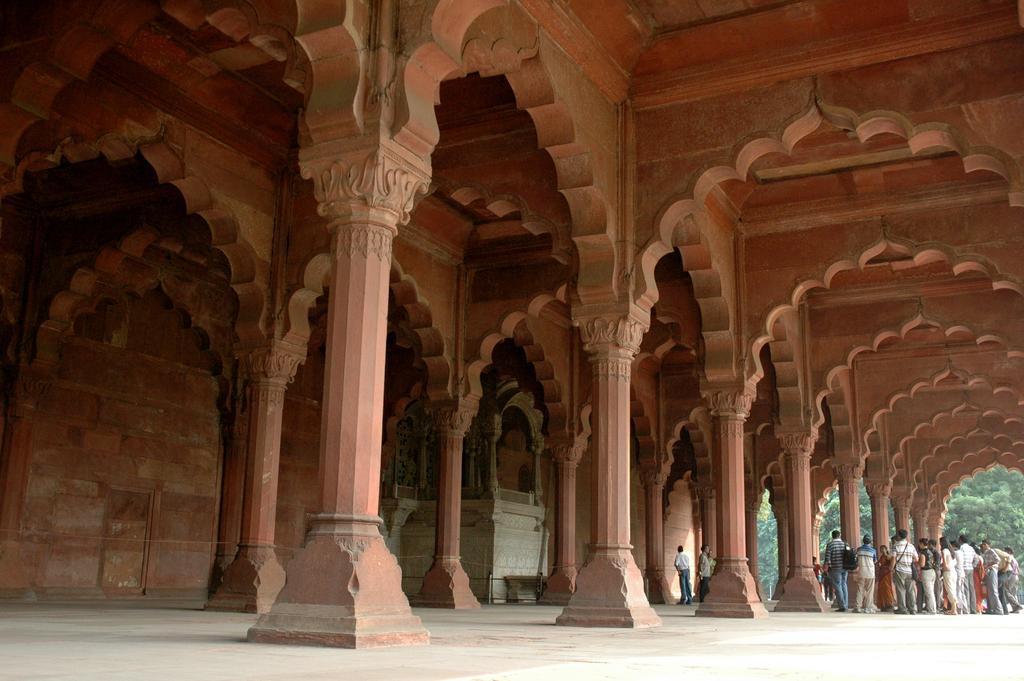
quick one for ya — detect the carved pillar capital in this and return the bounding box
[573,306,650,370]
[702,384,755,419]
[832,462,863,481]
[550,442,585,468]
[694,483,715,501]
[299,138,431,227]
[864,479,892,499]
[429,398,478,438]
[11,372,52,414]
[777,430,817,458]
[639,466,668,491]
[241,343,304,386]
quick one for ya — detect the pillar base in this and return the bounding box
[207,545,285,614]
[247,515,428,649]
[696,558,768,619]
[555,549,661,628]
[773,567,829,613]
[0,539,35,600]
[414,557,480,609]
[644,568,672,605]
[539,566,576,605]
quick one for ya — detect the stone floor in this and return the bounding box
[3,602,1023,681]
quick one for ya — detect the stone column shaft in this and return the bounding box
[0,372,50,599]
[556,312,660,628]
[893,496,912,536]
[834,463,862,543]
[866,482,891,548]
[642,469,669,605]
[210,345,302,613]
[417,400,479,609]
[249,144,430,648]
[696,485,717,555]
[912,509,928,543]
[696,388,767,618]
[775,433,828,612]
[540,442,584,605]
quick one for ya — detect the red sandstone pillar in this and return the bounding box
[211,398,249,590]
[248,144,430,648]
[928,516,942,544]
[775,433,828,612]
[556,311,660,628]
[696,387,766,618]
[695,484,716,556]
[866,481,891,547]
[417,399,479,609]
[912,509,928,543]
[834,463,862,544]
[0,370,50,598]
[540,441,584,605]
[892,494,912,536]
[811,517,822,559]
[210,344,302,613]
[745,495,762,600]
[641,467,670,605]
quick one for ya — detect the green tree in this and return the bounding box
[756,491,778,598]
[942,466,1024,551]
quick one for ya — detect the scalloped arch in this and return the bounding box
[396,3,613,302]
[464,291,569,437]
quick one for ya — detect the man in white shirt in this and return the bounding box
[674,545,693,605]
[892,529,919,615]
[958,534,980,613]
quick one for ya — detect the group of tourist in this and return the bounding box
[814,529,1023,615]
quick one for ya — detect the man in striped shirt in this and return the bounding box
[824,530,849,612]
[892,529,919,615]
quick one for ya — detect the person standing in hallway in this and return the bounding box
[853,536,877,613]
[980,540,1005,615]
[940,537,959,615]
[698,545,713,603]
[674,545,692,605]
[918,538,939,614]
[892,529,919,615]
[958,534,979,613]
[824,530,849,612]
[875,545,896,612]
[1002,548,1021,613]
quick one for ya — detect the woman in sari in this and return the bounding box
[876,544,896,612]
[975,558,986,612]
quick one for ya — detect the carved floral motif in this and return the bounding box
[334,223,395,262]
[778,431,817,457]
[243,346,304,384]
